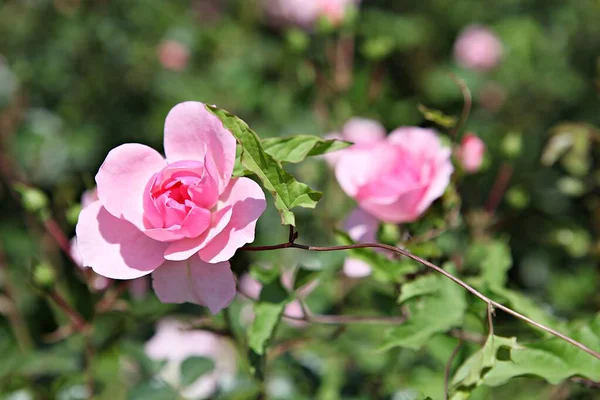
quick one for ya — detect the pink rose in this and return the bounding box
[157,40,190,72]
[145,319,237,399]
[454,25,503,71]
[265,0,358,28]
[456,133,485,173]
[334,122,453,223]
[75,102,267,314]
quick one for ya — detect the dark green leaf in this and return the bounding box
[293,267,320,291]
[249,264,280,285]
[465,240,512,287]
[247,280,290,356]
[128,379,179,400]
[208,105,322,225]
[180,356,215,387]
[262,135,352,164]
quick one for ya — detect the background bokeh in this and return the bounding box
[1,0,600,399]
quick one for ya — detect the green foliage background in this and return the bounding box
[1,0,600,399]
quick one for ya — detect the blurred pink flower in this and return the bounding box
[238,271,317,327]
[454,25,503,71]
[343,208,379,278]
[145,319,237,399]
[456,133,485,173]
[157,40,190,72]
[333,121,453,223]
[75,102,267,314]
[265,0,358,29]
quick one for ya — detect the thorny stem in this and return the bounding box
[242,240,600,360]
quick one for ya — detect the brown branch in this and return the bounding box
[485,163,514,213]
[47,289,89,333]
[444,340,463,400]
[236,288,405,326]
[241,241,600,360]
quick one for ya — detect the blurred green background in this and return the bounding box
[1,0,600,399]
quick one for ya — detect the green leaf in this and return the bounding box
[208,105,322,226]
[483,315,600,386]
[451,335,519,397]
[397,274,439,304]
[262,135,352,163]
[379,264,467,351]
[465,240,512,287]
[247,280,290,356]
[180,356,215,387]
[451,316,600,398]
[249,264,280,285]
[335,231,418,282]
[128,380,180,400]
[293,267,320,291]
[488,285,563,331]
[417,104,458,129]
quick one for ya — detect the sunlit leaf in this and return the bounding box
[208,105,322,226]
[262,135,352,164]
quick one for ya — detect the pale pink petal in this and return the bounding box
[81,188,99,209]
[198,178,266,263]
[335,144,396,197]
[238,274,263,299]
[152,257,235,314]
[387,127,442,153]
[345,207,379,243]
[70,238,83,269]
[343,258,372,278]
[163,102,237,192]
[342,118,386,144]
[76,201,167,279]
[163,206,233,261]
[95,144,166,228]
[416,160,453,215]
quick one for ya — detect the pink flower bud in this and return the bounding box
[456,134,486,173]
[157,40,190,72]
[454,25,503,71]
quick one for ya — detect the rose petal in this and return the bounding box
[163,102,237,192]
[335,143,396,197]
[96,144,166,228]
[76,201,167,279]
[163,205,233,261]
[198,177,266,263]
[152,257,235,314]
[360,185,428,223]
[342,118,386,144]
